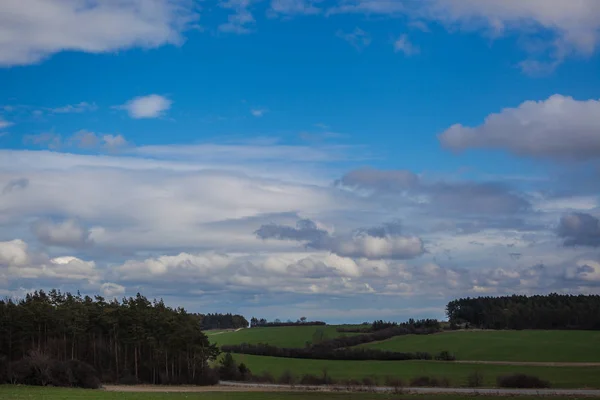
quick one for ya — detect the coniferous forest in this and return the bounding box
[446,294,600,330]
[0,290,220,385]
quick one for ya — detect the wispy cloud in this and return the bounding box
[394,34,420,56]
[251,108,268,117]
[219,0,255,34]
[0,118,13,129]
[49,102,98,114]
[336,28,371,51]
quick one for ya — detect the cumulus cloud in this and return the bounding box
[0,239,100,283]
[256,218,424,260]
[439,95,600,161]
[118,94,172,119]
[32,219,93,248]
[0,0,198,66]
[558,213,600,247]
[100,282,126,297]
[336,28,372,50]
[565,260,600,283]
[394,34,420,55]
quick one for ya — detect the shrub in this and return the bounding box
[252,371,275,383]
[384,376,405,389]
[0,356,8,383]
[409,376,450,387]
[435,351,456,361]
[361,376,376,388]
[197,367,220,386]
[467,371,484,387]
[497,374,551,389]
[278,369,296,385]
[238,363,251,381]
[66,360,100,389]
[219,352,240,380]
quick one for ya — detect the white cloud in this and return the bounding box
[333,0,600,68]
[0,240,30,266]
[332,234,424,260]
[394,34,420,55]
[0,0,198,66]
[219,0,255,34]
[0,119,13,129]
[100,282,126,297]
[269,0,321,16]
[251,108,268,117]
[118,94,172,119]
[32,219,93,248]
[439,95,600,161]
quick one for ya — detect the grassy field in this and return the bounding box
[231,354,600,388]
[359,330,600,363]
[209,325,361,348]
[0,386,595,400]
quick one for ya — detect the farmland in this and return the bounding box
[359,330,600,363]
[230,353,600,388]
[208,325,362,348]
[0,386,596,400]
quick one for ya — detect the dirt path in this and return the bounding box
[102,382,600,397]
[103,384,288,392]
[455,360,600,367]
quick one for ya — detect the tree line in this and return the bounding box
[250,317,325,328]
[197,313,248,330]
[220,342,454,361]
[0,290,220,386]
[337,319,441,333]
[446,293,600,330]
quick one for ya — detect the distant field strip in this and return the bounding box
[210,325,361,348]
[359,330,600,363]
[1,386,599,400]
[231,354,600,389]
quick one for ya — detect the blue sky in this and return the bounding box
[1,0,600,323]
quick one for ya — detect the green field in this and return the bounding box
[0,386,594,400]
[360,330,600,362]
[231,354,600,388]
[209,325,360,348]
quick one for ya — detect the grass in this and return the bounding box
[209,325,361,348]
[0,386,595,400]
[231,354,600,388]
[359,330,600,363]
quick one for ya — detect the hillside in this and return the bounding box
[359,330,600,363]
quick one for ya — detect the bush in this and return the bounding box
[6,355,99,389]
[219,352,240,380]
[0,356,8,383]
[66,360,100,389]
[435,351,456,361]
[238,363,251,381]
[197,367,220,386]
[467,371,484,387]
[409,376,450,387]
[384,376,405,389]
[278,369,296,385]
[497,374,551,389]
[361,376,376,388]
[252,371,275,383]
